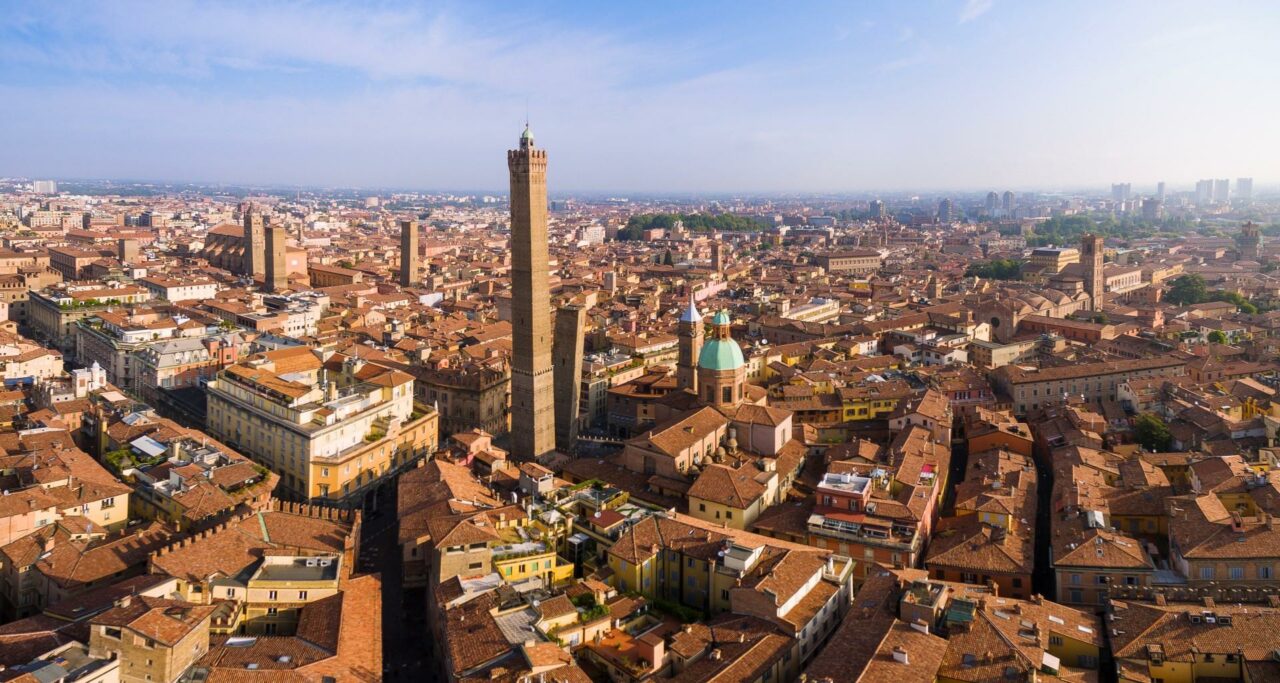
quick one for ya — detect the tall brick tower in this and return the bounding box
[553,303,586,454]
[677,292,703,392]
[1237,221,1263,261]
[264,224,288,292]
[1081,233,1105,311]
[508,125,556,461]
[399,219,418,287]
[243,207,266,277]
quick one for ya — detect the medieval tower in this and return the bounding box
[508,125,556,461]
[264,223,288,292]
[399,218,418,287]
[677,293,703,393]
[553,303,587,454]
[1081,233,1104,312]
[243,206,266,277]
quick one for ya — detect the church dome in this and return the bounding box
[699,338,745,371]
[699,309,744,371]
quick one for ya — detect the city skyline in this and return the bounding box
[3,1,1279,193]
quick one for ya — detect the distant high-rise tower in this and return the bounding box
[1111,183,1131,203]
[937,198,953,223]
[399,219,418,287]
[677,293,703,393]
[869,200,885,219]
[1001,191,1015,214]
[243,207,266,277]
[1213,179,1230,204]
[1237,222,1263,261]
[710,242,724,272]
[1156,181,1166,202]
[32,180,57,195]
[1195,179,1214,205]
[1141,198,1162,221]
[1081,234,1104,312]
[553,303,586,454]
[265,224,287,292]
[985,191,999,215]
[508,125,556,461]
[1237,178,1254,203]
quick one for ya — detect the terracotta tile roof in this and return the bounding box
[20,521,174,591]
[608,512,825,566]
[0,615,79,668]
[926,515,1033,576]
[442,592,515,677]
[806,591,946,683]
[90,596,216,647]
[150,510,352,583]
[1111,599,1280,663]
[665,614,794,683]
[687,463,765,509]
[631,407,729,458]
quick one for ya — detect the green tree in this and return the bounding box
[1134,413,1173,452]
[1207,330,1228,344]
[1208,290,1258,314]
[1092,312,1109,324]
[965,259,1022,280]
[1165,274,1208,306]
[619,212,764,240]
[662,250,674,266]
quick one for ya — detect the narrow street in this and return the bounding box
[359,477,433,681]
[1032,451,1055,599]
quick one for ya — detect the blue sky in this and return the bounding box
[1,1,1277,193]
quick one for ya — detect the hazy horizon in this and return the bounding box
[3,1,1278,193]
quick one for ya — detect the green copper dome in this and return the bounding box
[712,310,731,326]
[699,338,745,371]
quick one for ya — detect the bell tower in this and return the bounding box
[677,291,703,393]
[1081,234,1104,312]
[508,125,556,461]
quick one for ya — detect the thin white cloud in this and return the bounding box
[959,0,994,24]
[1,2,678,94]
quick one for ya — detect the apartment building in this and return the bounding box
[137,275,220,303]
[412,355,511,438]
[0,330,63,383]
[993,355,1189,415]
[1110,597,1280,683]
[88,595,216,683]
[206,347,437,504]
[606,512,853,671]
[147,502,358,608]
[126,435,276,531]
[29,284,153,351]
[74,307,213,389]
[239,554,343,635]
[48,247,104,281]
[815,249,882,275]
[132,335,240,405]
